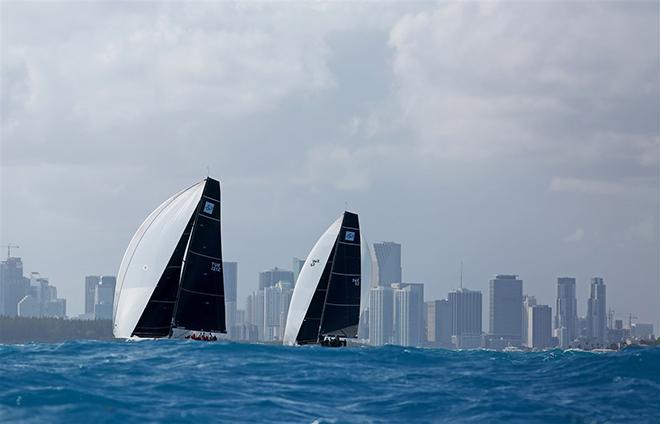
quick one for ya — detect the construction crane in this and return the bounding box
[1,244,19,259]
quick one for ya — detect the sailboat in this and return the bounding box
[283,211,364,346]
[113,177,226,340]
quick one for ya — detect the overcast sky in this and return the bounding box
[1,1,658,329]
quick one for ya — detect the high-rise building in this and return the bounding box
[85,275,101,314]
[43,298,66,318]
[373,242,402,287]
[527,304,553,349]
[489,274,523,347]
[29,272,49,307]
[223,262,238,303]
[246,290,265,340]
[94,276,116,320]
[587,277,607,345]
[555,277,578,348]
[1,257,29,317]
[263,281,293,341]
[631,323,654,340]
[223,261,238,332]
[369,286,393,346]
[521,295,537,347]
[392,283,424,347]
[82,275,115,320]
[426,299,452,347]
[292,257,306,286]
[259,267,294,290]
[18,295,40,317]
[235,309,246,326]
[448,288,482,343]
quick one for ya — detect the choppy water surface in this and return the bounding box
[1,341,659,423]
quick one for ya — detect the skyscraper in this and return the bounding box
[555,277,578,348]
[18,295,39,317]
[392,283,424,347]
[292,257,306,286]
[369,286,393,346]
[448,288,482,348]
[258,267,294,290]
[94,276,116,320]
[43,298,66,318]
[489,274,523,347]
[246,290,264,340]
[263,281,293,341]
[223,262,238,303]
[1,257,29,317]
[223,261,238,332]
[527,304,553,349]
[521,295,537,347]
[373,242,402,287]
[426,299,452,347]
[587,277,607,345]
[85,275,101,314]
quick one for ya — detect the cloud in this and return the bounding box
[298,143,401,191]
[564,227,584,243]
[548,176,655,196]
[1,3,341,165]
[388,2,659,169]
[549,177,629,195]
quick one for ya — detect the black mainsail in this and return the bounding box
[296,211,361,344]
[171,178,226,333]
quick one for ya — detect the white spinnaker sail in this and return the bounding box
[283,215,343,345]
[113,181,205,338]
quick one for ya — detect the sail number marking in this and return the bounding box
[211,262,222,272]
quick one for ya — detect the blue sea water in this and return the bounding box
[1,341,659,423]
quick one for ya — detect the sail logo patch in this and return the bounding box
[203,201,215,214]
[352,277,360,286]
[345,231,355,241]
[211,262,222,272]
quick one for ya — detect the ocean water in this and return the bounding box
[1,341,659,423]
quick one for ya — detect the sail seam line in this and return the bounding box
[203,195,220,202]
[181,287,225,297]
[188,250,222,260]
[198,213,220,222]
[337,241,359,246]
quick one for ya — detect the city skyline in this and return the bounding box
[1,2,658,330]
[2,248,654,341]
[1,250,655,350]
[2,247,660,332]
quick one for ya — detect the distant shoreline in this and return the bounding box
[0,316,113,344]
